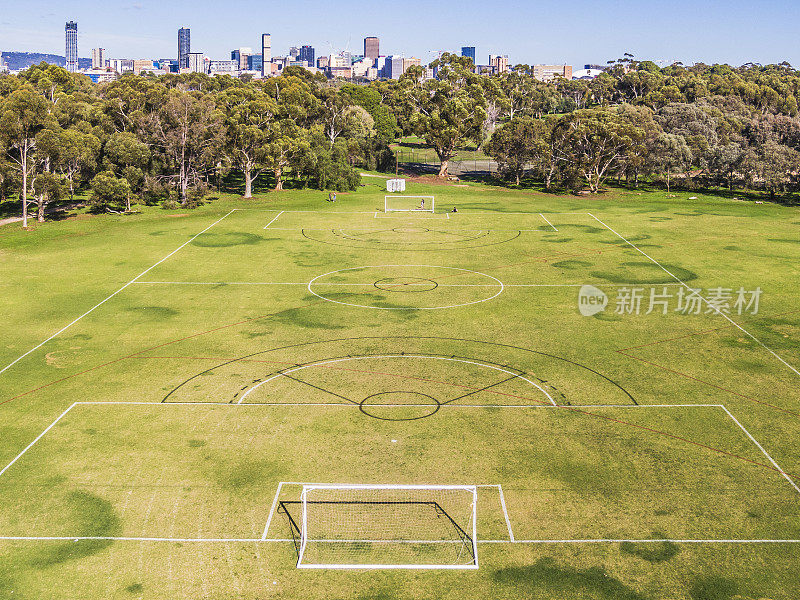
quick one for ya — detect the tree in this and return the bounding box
[0,87,53,227]
[37,126,101,199]
[103,131,151,200]
[31,171,67,222]
[485,118,538,185]
[263,120,309,191]
[554,108,646,193]
[398,53,487,177]
[144,90,223,205]
[89,171,132,212]
[650,133,693,191]
[218,87,277,198]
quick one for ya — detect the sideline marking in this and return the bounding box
[1,536,799,544]
[721,406,800,494]
[0,210,236,377]
[539,213,558,232]
[0,403,77,478]
[588,212,800,379]
[262,211,284,229]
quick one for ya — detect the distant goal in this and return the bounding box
[281,484,478,570]
[384,195,435,213]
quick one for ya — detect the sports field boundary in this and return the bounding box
[0,209,237,377]
[588,212,800,379]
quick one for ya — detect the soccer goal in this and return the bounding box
[384,195,435,213]
[285,484,478,569]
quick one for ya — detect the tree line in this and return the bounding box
[2,53,800,225]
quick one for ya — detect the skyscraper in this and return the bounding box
[65,22,78,72]
[178,27,190,69]
[364,37,379,62]
[261,34,271,77]
[461,47,476,64]
[91,48,106,69]
[299,46,315,65]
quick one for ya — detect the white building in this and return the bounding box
[186,52,205,73]
[572,68,605,80]
[91,48,106,69]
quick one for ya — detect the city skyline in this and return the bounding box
[1,0,799,68]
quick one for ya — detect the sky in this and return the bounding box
[1,0,799,68]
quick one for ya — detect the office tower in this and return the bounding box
[248,54,263,72]
[489,54,509,74]
[289,47,300,60]
[231,47,251,71]
[65,21,78,72]
[261,34,271,77]
[187,53,205,73]
[178,27,190,69]
[91,48,106,69]
[364,37,379,61]
[461,47,476,64]
[299,45,315,65]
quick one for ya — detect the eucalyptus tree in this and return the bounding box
[397,53,487,177]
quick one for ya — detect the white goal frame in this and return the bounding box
[296,483,478,570]
[384,195,435,213]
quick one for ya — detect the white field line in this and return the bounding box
[231,209,592,215]
[720,406,800,495]
[3,536,800,544]
[76,402,724,409]
[587,212,800,379]
[236,355,555,406]
[0,403,77,478]
[539,213,558,232]
[261,482,284,541]
[0,210,236,377]
[262,211,284,229]
[131,281,684,288]
[497,484,515,542]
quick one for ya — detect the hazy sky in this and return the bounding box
[1,0,799,67]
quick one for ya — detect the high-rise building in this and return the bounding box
[299,46,315,65]
[364,37,379,61]
[187,53,205,74]
[261,34,271,77]
[231,48,251,71]
[178,27,191,69]
[383,55,405,79]
[489,54,509,74]
[65,21,78,72]
[461,47,476,64]
[247,54,262,72]
[289,47,300,60]
[91,48,106,69]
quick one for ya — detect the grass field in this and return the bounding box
[1,178,799,599]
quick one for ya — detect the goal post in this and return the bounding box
[384,196,435,213]
[294,484,478,569]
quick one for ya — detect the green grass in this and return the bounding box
[0,180,799,599]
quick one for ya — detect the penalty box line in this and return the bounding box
[0,401,800,532]
[3,402,798,496]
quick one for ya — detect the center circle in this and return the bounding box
[392,227,430,234]
[359,391,441,421]
[307,265,504,310]
[374,277,439,293]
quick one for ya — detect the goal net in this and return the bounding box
[289,484,478,569]
[384,195,435,213]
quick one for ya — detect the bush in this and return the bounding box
[89,171,131,212]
